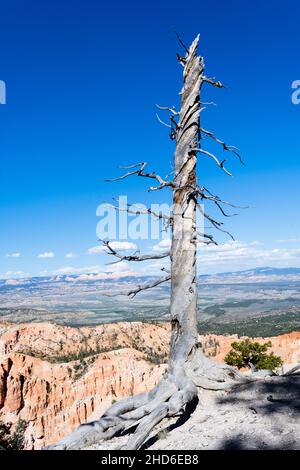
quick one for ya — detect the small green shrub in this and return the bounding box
[225,339,283,371]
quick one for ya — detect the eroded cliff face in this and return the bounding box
[0,322,169,449]
[0,321,299,449]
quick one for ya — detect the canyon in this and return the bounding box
[0,321,299,449]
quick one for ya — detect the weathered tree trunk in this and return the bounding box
[169,36,201,378]
[168,36,242,394]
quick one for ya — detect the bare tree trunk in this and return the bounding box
[168,36,242,393]
[169,36,200,378]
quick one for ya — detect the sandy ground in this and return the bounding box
[87,375,300,450]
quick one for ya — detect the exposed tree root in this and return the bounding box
[185,345,250,390]
[46,341,293,451]
[283,364,300,376]
[45,352,252,450]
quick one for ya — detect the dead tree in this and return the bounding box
[47,34,248,451]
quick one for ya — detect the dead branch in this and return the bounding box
[174,30,190,55]
[107,198,172,223]
[202,76,225,88]
[197,231,218,245]
[200,101,216,106]
[127,275,171,298]
[156,113,171,128]
[155,104,179,116]
[197,204,235,240]
[202,186,249,209]
[201,128,244,165]
[191,148,233,176]
[106,162,176,192]
[101,240,170,264]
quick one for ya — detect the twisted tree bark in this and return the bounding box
[45,35,245,451]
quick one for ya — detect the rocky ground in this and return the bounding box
[87,375,300,450]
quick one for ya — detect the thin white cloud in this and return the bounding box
[87,241,137,255]
[4,270,25,276]
[197,240,300,273]
[138,260,170,276]
[6,252,21,258]
[38,251,55,259]
[65,252,77,259]
[249,240,262,246]
[152,238,171,252]
[65,271,135,282]
[54,260,133,276]
[0,271,28,281]
[55,265,96,275]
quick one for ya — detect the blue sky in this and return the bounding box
[1,0,300,278]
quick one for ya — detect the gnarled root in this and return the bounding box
[45,379,197,450]
[45,351,250,451]
[184,345,250,390]
[44,381,165,449]
[45,373,198,450]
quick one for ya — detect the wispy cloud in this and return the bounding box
[0,271,27,281]
[149,239,300,274]
[197,240,300,273]
[6,252,21,258]
[54,260,137,280]
[55,260,132,276]
[87,241,137,255]
[65,271,135,282]
[37,251,55,259]
[65,252,77,259]
[152,238,171,252]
